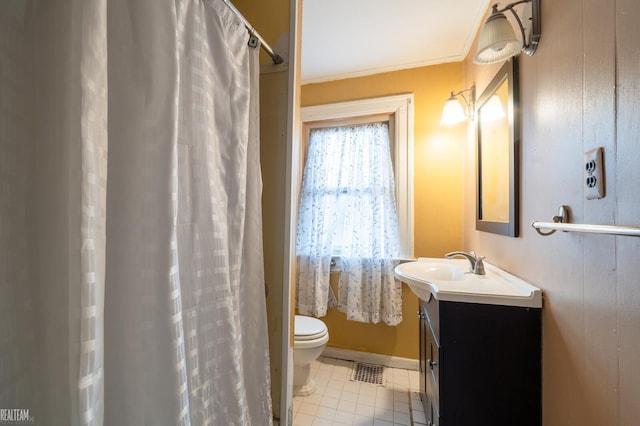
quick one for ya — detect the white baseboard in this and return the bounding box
[321,347,419,371]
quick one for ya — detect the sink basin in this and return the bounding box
[394,258,542,308]
[411,263,465,281]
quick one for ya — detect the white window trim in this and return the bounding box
[299,94,415,258]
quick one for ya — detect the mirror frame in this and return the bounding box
[475,57,520,237]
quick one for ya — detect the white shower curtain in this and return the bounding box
[0,0,272,425]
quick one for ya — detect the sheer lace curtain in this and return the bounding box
[296,123,403,326]
[1,1,272,424]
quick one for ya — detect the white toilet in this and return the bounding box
[293,315,329,396]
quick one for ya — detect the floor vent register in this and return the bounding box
[351,362,385,386]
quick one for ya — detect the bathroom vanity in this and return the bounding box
[395,258,542,426]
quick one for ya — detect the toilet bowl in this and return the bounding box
[293,315,329,396]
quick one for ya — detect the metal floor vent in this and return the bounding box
[351,362,385,385]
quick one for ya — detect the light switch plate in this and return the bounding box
[584,147,605,200]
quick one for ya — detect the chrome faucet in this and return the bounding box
[445,251,486,275]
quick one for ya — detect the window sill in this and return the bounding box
[329,256,416,273]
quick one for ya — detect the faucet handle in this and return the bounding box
[473,256,486,275]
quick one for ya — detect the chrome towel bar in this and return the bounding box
[532,205,640,237]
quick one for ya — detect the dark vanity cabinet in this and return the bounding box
[418,296,541,426]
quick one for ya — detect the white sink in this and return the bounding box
[411,263,465,281]
[394,258,542,308]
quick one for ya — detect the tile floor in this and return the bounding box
[292,357,427,426]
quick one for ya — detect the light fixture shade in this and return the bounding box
[440,97,467,125]
[474,12,523,64]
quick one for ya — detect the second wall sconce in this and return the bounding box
[474,0,541,64]
[440,86,476,126]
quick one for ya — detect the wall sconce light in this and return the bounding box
[440,86,475,126]
[474,0,541,64]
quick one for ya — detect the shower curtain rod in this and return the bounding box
[221,0,284,64]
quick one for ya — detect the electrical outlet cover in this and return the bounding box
[584,147,605,200]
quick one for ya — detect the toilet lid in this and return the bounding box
[295,315,327,341]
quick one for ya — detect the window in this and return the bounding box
[294,95,414,325]
[298,94,414,258]
[300,121,398,258]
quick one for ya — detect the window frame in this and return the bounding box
[299,94,414,258]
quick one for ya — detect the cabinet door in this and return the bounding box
[424,315,440,413]
[418,302,428,413]
[438,301,542,425]
[420,299,441,418]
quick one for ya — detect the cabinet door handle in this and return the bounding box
[428,359,438,368]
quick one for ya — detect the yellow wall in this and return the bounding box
[462,1,640,425]
[321,275,419,359]
[301,63,466,358]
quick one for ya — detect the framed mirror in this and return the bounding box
[476,57,519,237]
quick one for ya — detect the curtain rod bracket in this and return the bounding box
[221,0,284,65]
[248,35,259,49]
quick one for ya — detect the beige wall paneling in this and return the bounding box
[582,0,618,424]
[513,1,587,423]
[616,0,640,424]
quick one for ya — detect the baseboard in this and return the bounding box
[321,347,419,371]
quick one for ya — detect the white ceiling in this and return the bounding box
[301,0,491,84]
